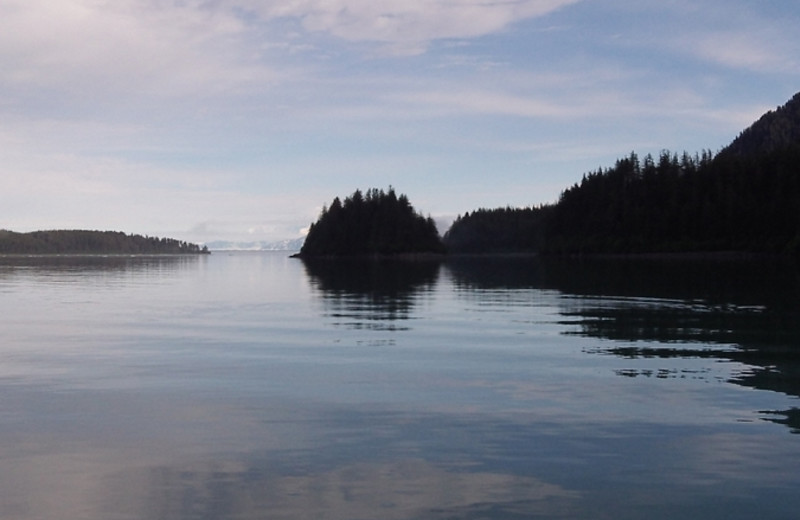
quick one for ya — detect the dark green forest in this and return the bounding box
[0,229,208,255]
[298,187,444,257]
[444,91,800,256]
[442,206,551,254]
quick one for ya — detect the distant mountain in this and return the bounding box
[720,91,800,157]
[205,237,305,251]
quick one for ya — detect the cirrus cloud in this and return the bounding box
[690,31,800,74]
[240,0,582,54]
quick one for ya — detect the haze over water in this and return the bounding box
[1,252,799,519]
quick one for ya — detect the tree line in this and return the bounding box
[442,206,551,254]
[0,229,209,255]
[444,146,800,256]
[445,92,800,256]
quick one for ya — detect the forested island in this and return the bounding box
[444,91,800,256]
[296,187,444,257]
[0,229,209,255]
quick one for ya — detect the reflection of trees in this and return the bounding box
[443,256,547,290]
[302,259,440,331]
[0,255,202,279]
[579,302,800,433]
[445,255,800,432]
[555,258,800,433]
[541,256,800,305]
[761,408,800,433]
[445,255,800,302]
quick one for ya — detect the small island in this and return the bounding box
[294,187,445,258]
[0,229,209,255]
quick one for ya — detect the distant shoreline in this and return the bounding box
[290,251,445,261]
[0,229,209,255]
[0,252,210,259]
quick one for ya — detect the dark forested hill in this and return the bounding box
[547,91,800,255]
[441,90,800,256]
[0,229,209,255]
[297,187,444,257]
[443,206,551,254]
[719,92,800,158]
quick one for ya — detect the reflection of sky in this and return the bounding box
[3,253,800,519]
[5,382,799,520]
[101,458,579,520]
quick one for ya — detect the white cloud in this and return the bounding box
[0,0,272,105]
[690,31,800,74]
[240,0,582,53]
[395,88,585,118]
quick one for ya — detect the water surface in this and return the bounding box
[1,252,799,519]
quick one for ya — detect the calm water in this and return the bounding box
[1,252,799,519]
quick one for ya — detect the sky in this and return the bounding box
[2,0,799,245]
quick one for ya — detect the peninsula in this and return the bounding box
[0,229,209,255]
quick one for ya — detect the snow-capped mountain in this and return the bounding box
[204,237,305,251]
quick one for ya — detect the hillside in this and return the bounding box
[0,229,209,255]
[443,206,551,254]
[720,92,800,158]
[296,187,444,257]
[444,90,800,256]
[547,91,800,255]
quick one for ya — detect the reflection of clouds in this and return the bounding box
[7,388,800,520]
[101,458,579,520]
[674,432,800,487]
[0,451,103,520]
